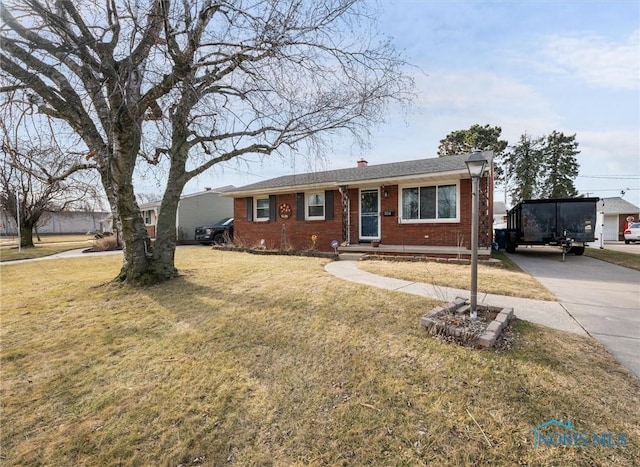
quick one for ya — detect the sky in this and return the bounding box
[178,0,640,209]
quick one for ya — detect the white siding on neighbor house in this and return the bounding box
[0,210,16,234]
[0,210,110,235]
[177,191,233,241]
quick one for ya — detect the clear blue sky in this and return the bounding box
[179,0,640,208]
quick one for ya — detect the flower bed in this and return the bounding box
[420,298,514,348]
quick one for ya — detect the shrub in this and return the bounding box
[92,235,120,251]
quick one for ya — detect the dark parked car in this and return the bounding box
[195,217,233,245]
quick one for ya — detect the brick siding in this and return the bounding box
[233,194,343,251]
[233,177,493,252]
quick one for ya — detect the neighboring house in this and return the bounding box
[139,202,160,239]
[493,201,507,229]
[223,154,493,256]
[594,197,640,242]
[0,210,111,235]
[140,187,234,242]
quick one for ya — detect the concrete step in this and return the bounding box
[338,252,365,261]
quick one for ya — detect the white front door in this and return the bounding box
[359,189,380,240]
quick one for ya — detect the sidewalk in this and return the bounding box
[0,247,123,265]
[324,260,588,336]
[1,245,202,266]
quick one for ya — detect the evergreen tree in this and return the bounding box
[505,133,544,203]
[437,124,508,182]
[437,124,508,158]
[541,131,580,198]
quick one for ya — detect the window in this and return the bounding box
[143,210,152,225]
[256,198,270,220]
[307,193,325,219]
[401,183,458,221]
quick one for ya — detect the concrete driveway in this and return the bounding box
[507,246,640,379]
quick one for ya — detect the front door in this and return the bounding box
[360,189,380,241]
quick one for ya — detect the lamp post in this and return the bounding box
[465,150,488,319]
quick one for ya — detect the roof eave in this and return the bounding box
[222,168,470,197]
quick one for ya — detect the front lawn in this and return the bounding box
[0,234,94,262]
[1,249,638,465]
[585,247,640,271]
[358,255,556,300]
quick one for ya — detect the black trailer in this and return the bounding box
[505,197,599,258]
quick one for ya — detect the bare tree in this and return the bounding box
[0,0,413,284]
[0,117,101,247]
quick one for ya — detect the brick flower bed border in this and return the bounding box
[420,297,514,348]
[360,254,505,268]
[214,245,338,260]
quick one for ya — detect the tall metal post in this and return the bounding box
[470,175,479,318]
[465,150,488,320]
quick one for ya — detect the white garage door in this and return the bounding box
[603,215,618,241]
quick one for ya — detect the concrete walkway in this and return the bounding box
[324,260,588,335]
[1,245,203,266]
[325,256,639,379]
[0,247,123,265]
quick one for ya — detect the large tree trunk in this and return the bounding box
[144,107,192,282]
[98,162,155,285]
[149,186,182,280]
[106,125,155,285]
[113,179,152,284]
[148,161,188,281]
[19,222,34,248]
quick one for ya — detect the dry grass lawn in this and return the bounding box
[0,234,94,262]
[585,247,640,271]
[1,249,639,465]
[358,257,557,301]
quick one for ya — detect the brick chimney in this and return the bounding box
[357,159,368,168]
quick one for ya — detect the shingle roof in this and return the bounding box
[180,186,235,200]
[226,153,484,195]
[598,197,640,214]
[139,186,235,210]
[493,201,507,215]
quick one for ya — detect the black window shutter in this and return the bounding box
[269,195,277,221]
[325,190,334,220]
[246,197,253,221]
[296,192,305,220]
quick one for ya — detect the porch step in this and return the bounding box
[338,252,365,261]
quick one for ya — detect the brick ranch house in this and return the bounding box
[223,153,493,258]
